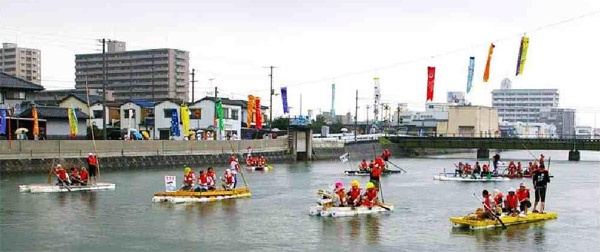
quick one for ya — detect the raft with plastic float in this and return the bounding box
[344,170,402,176]
[449,211,558,229]
[433,174,510,182]
[152,187,251,204]
[308,198,393,217]
[245,165,269,171]
[19,183,116,193]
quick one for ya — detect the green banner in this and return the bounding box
[216,99,224,131]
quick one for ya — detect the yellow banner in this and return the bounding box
[247,95,255,128]
[68,108,78,137]
[180,105,190,136]
[517,36,530,75]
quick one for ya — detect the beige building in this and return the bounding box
[0,43,42,84]
[437,105,499,137]
[74,41,189,103]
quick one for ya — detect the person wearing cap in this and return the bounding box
[221,169,235,190]
[54,164,70,186]
[516,183,532,215]
[333,182,348,207]
[533,163,551,214]
[346,180,362,207]
[361,182,379,207]
[181,167,195,191]
[228,155,239,187]
[504,188,519,215]
[85,153,98,184]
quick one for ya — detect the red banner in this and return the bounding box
[426,66,435,101]
[255,97,262,129]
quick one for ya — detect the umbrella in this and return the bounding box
[15,128,29,134]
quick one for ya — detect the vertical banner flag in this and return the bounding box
[483,43,495,82]
[255,97,262,129]
[216,98,224,132]
[180,105,190,136]
[68,108,78,137]
[247,95,255,128]
[515,36,530,76]
[32,107,39,137]
[426,66,436,101]
[127,109,133,139]
[0,109,6,135]
[170,109,180,137]
[466,57,475,93]
[281,87,289,114]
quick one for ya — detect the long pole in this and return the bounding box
[214,86,218,140]
[102,38,107,140]
[366,105,370,133]
[190,68,196,102]
[268,66,275,128]
[354,89,358,142]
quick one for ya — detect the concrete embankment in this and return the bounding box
[0,138,292,174]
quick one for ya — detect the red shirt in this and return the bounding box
[87,156,98,166]
[198,174,208,185]
[375,157,385,167]
[360,161,368,168]
[494,193,504,205]
[184,173,195,185]
[505,194,518,209]
[348,187,361,201]
[79,170,88,181]
[516,189,530,201]
[56,170,67,180]
[224,173,234,184]
[483,195,492,210]
[371,166,382,177]
[206,171,216,186]
[365,188,378,201]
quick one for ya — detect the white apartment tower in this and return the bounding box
[74,41,189,102]
[491,78,559,123]
[0,43,42,84]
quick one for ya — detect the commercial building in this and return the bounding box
[437,105,499,137]
[74,41,189,102]
[491,79,559,123]
[0,43,41,84]
[498,121,556,138]
[539,107,576,138]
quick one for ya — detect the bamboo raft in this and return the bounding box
[152,187,252,204]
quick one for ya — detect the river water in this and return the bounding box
[1,150,598,251]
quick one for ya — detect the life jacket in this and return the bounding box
[483,165,489,173]
[494,193,504,205]
[464,165,472,173]
[516,189,530,201]
[365,188,378,201]
[335,190,347,202]
[371,166,382,178]
[375,157,385,168]
[483,195,493,210]
[224,173,234,184]
[57,170,68,180]
[184,172,195,185]
[348,187,361,201]
[87,156,98,166]
[360,161,368,169]
[79,170,88,181]
[198,174,208,186]
[206,172,216,186]
[505,194,518,208]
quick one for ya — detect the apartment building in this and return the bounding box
[74,41,189,102]
[0,43,41,84]
[491,83,559,123]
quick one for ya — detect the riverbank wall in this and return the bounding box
[0,138,292,174]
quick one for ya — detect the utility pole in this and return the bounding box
[190,69,196,102]
[354,89,358,142]
[101,38,107,140]
[265,66,276,128]
[366,105,370,134]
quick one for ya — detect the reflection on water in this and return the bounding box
[451,221,548,246]
[364,215,381,245]
[349,217,360,239]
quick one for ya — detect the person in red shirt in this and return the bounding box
[370,164,382,189]
[346,180,362,207]
[221,169,235,190]
[481,190,495,219]
[516,182,532,215]
[206,167,217,190]
[381,149,391,161]
[54,164,70,186]
[375,157,386,170]
[361,182,379,207]
[79,167,89,186]
[504,188,519,214]
[195,170,208,192]
[86,153,98,184]
[181,167,195,191]
[69,167,82,186]
[333,182,347,207]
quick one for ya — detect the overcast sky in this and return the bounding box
[1,0,599,127]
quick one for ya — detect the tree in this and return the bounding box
[271,116,289,130]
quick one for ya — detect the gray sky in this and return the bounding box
[1,0,599,127]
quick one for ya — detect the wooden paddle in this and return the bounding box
[386,160,407,173]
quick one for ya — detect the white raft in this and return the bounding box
[152,188,252,204]
[245,166,268,171]
[309,198,394,217]
[19,183,116,193]
[433,174,510,182]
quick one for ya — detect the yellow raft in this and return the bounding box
[450,212,558,230]
[152,187,251,204]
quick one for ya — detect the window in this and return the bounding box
[93,110,104,119]
[124,109,136,118]
[163,108,176,118]
[190,108,201,119]
[222,108,230,119]
[231,109,238,120]
[7,91,25,100]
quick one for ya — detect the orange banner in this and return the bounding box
[483,43,495,82]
